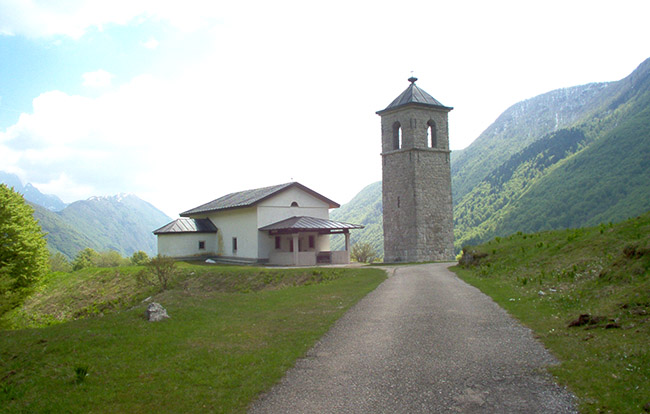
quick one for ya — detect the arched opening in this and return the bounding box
[290,201,299,207]
[392,122,402,150]
[427,120,437,148]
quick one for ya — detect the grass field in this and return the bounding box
[0,264,386,413]
[451,212,650,413]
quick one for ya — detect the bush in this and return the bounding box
[136,255,177,291]
[351,242,378,263]
[130,251,150,266]
[49,252,72,273]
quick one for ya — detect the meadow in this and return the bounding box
[452,212,650,413]
[0,264,386,413]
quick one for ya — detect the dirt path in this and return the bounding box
[248,263,576,413]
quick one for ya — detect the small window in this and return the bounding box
[427,120,437,148]
[291,201,299,207]
[232,237,238,253]
[392,121,402,150]
[275,236,281,249]
[309,235,315,249]
[198,240,205,250]
[397,196,401,208]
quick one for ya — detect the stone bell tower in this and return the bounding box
[377,77,454,262]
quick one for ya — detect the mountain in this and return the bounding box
[45,194,171,259]
[330,182,383,257]
[332,57,650,255]
[0,172,67,211]
[29,202,102,259]
[453,57,650,248]
[450,81,616,203]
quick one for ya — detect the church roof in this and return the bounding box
[180,182,339,216]
[153,218,217,234]
[377,77,452,114]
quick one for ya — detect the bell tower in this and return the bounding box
[377,77,454,262]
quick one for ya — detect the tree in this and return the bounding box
[130,250,150,266]
[0,184,49,317]
[72,248,100,271]
[351,242,378,263]
[49,252,72,273]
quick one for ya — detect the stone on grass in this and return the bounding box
[146,302,170,322]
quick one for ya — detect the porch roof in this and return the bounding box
[259,216,364,234]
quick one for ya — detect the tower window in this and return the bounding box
[392,122,402,150]
[291,201,299,207]
[428,120,437,148]
[232,237,238,253]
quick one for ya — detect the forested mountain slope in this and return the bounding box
[333,57,650,256]
[31,194,171,259]
[453,57,650,248]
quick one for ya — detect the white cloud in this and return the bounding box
[141,36,159,49]
[0,0,225,39]
[82,70,114,88]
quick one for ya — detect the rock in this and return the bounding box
[145,302,170,322]
[205,259,216,264]
[538,290,546,296]
[568,314,591,327]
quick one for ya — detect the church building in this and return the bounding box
[153,182,363,266]
[377,77,454,262]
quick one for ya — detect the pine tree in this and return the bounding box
[0,184,49,317]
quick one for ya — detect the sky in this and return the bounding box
[1,0,649,218]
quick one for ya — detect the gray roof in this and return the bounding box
[181,182,339,216]
[153,218,217,234]
[377,77,452,114]
[259,216,364,232]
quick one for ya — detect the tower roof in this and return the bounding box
[377,77,452,114]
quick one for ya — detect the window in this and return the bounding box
[392,122,402,150]
[309,235,315,249]
[198,240,205,250]
[427,120,437,148]
[232,237,238,253]
[397,196,401,208]
[275,236,281,249]
[289,239,294,252]
[290,201,299,207]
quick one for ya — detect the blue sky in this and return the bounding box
[1,0,649,217]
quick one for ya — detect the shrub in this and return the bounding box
[130,250,150,266]
[351,242,378,263]
[136,255,177,291]
[49,252,72,273]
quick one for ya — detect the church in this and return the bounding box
[153,182,363,266]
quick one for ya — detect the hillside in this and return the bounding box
[30,202,102,259]
[0,171,67,211]
[454,57,650,248]
[55,194,171,258]
[453,212,650,413]
[330,181,383,256]
[333,57,650,255]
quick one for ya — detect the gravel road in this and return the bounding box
[248,263,577,413]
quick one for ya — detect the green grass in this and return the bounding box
[451,212,650,413]
[0,265,386,413]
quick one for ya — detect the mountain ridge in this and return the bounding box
[1,172,171,259]
[331,57,650,256]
